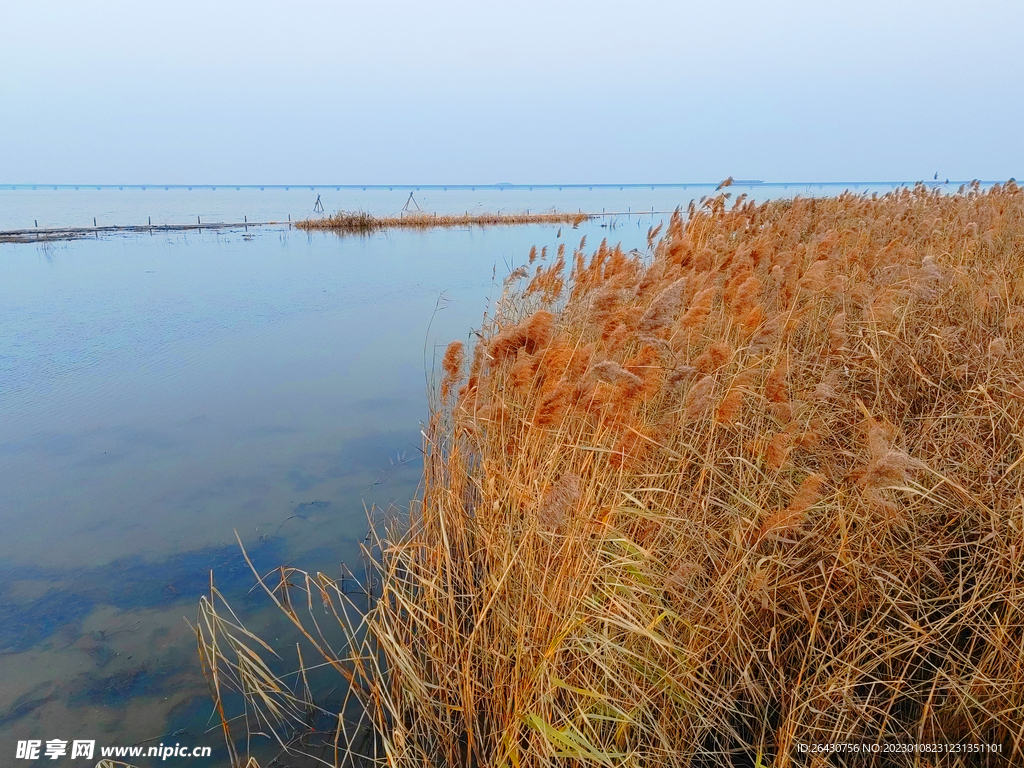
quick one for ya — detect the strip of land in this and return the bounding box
[295,210,591,233]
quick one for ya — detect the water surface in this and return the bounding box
[3,221,641,763]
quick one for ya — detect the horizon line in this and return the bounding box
[1,180,1012,190]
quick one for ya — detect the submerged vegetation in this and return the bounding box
[296,210,590,234]
[201,182,1024,766]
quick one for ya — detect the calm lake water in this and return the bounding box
[0,182,972,765]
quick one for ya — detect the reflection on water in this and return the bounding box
[0,538,287,654]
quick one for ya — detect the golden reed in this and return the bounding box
[200,181,1024,768]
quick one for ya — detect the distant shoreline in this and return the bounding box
[0,180,983,192]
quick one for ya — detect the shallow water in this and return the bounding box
[0,181,985,765]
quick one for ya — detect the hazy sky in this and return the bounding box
[2,1,1021,184]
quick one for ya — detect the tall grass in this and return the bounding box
[296,210,589,233]
[202,181,1024,767]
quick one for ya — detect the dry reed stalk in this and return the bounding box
[204,182,1024,768]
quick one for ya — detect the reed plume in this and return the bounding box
[488,310,554,365]
[637,277,687,334]
[677,285,717,333]
[439,340,464,402]
[683,374,717,421]
[537,472,582,532]
[758,472,826,538]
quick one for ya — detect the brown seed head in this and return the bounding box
[683,375,717,421]
[538,473,582,532]
[440,340,465,401]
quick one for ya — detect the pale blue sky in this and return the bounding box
[1,0,1021,184]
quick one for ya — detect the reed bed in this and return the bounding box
[296,210,590,233]
[201,181,1024,767]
